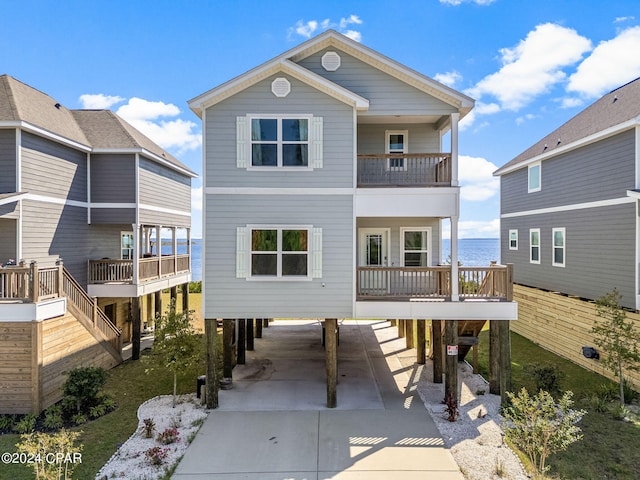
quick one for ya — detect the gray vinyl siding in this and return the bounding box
[0,218,17,262]
[138,156,191,226]
[90,154,135,203]
[0,129,16,193]
[296,48,456,117]
[500,203,636,309]
[204,194,353,318]
[87,224,133,261]
[357,124,440,154]
[204,74,354,188]
[356,218,441,266]
[501,130,635,214]
[90,208,135,225]
[21,132,87,201]
[20,199,89,285]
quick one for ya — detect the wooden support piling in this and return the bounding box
[205,318,219,409]
[444,320,458,400]
[499,321,511,399]
[222,319,234,379]
[246,318,254,351]
[325,318,338,408]
[263,319,269,328]
[398,319,406,338]
[255,318,263,338]
[432,320,443,383]
[154,291,162,318]
[416,320,426,364]
[131,296,141,360]
[489,320,500,395]
[405,320,414,349]
[170,286,178,307]
[182,283,189,312]
[237,319,246,364]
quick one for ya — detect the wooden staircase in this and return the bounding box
[457,320,487,360]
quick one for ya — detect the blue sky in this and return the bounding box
[3,0,640,238]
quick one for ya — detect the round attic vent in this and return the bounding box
[271,77,291,98]
[322,51,341,71]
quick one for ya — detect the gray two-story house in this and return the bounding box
[190,31,517,405]
[0,75,197,413]
[495,77,640,389]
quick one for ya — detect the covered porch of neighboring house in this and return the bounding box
[86,224,193,361]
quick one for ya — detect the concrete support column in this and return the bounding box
[325,318,338,408]
[205,318,219,409]
[444,320,458,400]
[237,319,246,365]
[246,318,254,351]
[416,320,426,364]
[432,320,443,383]
[131,297,141,361]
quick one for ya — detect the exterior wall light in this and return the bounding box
[582,346,599,359]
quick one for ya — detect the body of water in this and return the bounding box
[184,238,499,282]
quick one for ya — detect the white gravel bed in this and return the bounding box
[96,394,208,480]
[417,361,530,480]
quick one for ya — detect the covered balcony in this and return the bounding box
[357,153,451,187]
[87,224,192,298]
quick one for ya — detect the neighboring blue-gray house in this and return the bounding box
[0,75,197,413]
[495,77,640,310]
[190,30,517,325]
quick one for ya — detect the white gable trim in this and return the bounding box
[0,121,92,152]
[189,58,369,116]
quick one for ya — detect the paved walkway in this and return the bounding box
[172,320,463,479]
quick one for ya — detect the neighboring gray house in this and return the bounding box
[0,75,197,414]
[495,77,640,310]
[190,30,517,323]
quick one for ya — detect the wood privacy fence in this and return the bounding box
[357,153,451,187]
[512,284,640,391]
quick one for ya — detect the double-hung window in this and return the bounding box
[401,228,430,267]
[251,227,310,278]
[251,117,309,167]
[552,228,565,267]
[530,228,540,264]
[509,229,518,250]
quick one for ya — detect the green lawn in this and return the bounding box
[477,330,640,480]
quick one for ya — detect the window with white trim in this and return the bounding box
[236,226,322,280]
[509,229,518,250]
[530,228,540,264]
[236,115,323,170]
[121,232,134,260]
[400,228,430,267]
[528,163,541,192]
[386,130,408,170]
[552,228,565,267]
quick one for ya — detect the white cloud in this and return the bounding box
[434,71,462,87]
[458,219,500,239]
[614,16,635,23]
[560,97,584,109]
[458,155,500,201]
[459,102,498,131]
[467,23,592,111]
[567,26,640,98]
[114,98,200,153]
[439,0,496,5]
[289,15,363,42]
[515,113,538,125]
[191,186,202,212]
[78,93,124,109]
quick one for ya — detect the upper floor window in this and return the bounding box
[386,130,408,170]
[552,228,566,267]
[509,229,518,250]
[530,228,540,264]
[237,114,323,170]
[528,163,541,192]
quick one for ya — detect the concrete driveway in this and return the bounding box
[172,320,463,479]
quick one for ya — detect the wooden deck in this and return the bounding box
[356,264,513,301]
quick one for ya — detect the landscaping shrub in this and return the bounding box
[0,414,15,433]
[523,363,565,397]
[188,280,202,293]
[16,429,83,480]
[43,405,64,431]
[12,414,37,434]
[622,378,639,404]
[62,367,107,415]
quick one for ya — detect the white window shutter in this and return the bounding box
[311,117,323,169]
[236,227,248,278]
[236,116,249,168]
[312,227,322,278]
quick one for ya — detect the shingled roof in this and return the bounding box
[0,74,195,177]
[494,77,640,176]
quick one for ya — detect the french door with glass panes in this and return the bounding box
[358,229,390,294]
